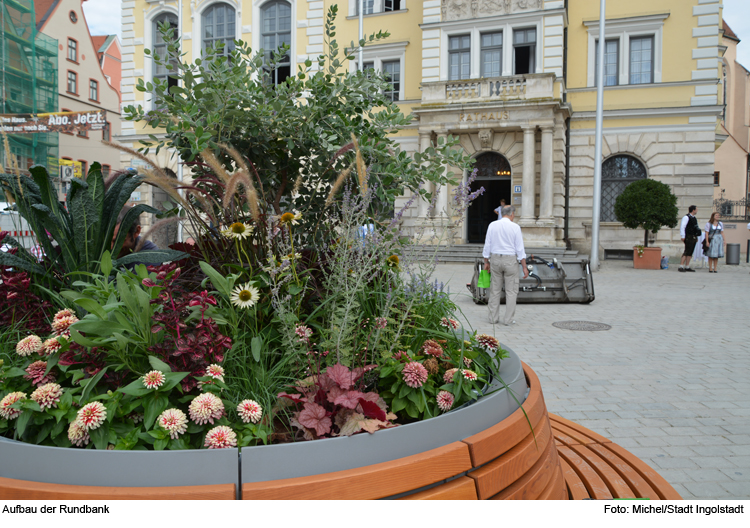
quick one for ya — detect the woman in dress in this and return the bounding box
[705,212,725,273]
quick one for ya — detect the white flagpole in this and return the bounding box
[590,0,606,270]
[358,0,364,71]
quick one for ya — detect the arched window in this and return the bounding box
[202,3,236,56]
[153,13,178,98]
[601,155,647,222]
[474,152,511,179]
[262,1,292,85]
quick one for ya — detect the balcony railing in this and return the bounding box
[421,73,556,104]
[714,198,749,221]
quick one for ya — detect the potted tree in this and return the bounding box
[614,179,679,270]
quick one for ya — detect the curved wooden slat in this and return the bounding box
[538,462,567,500]
[242,441,472,500]
[468,414,552,499]
[558,456,589,500]
[557,445,613,499]
[399,476,478,500]
[0,477,235,500]
[601,443,682,500]
[587,443,658,499]
[489,435,560,500]
[568,444,635,498]
[549,413,611,445]
[461,362,546,467]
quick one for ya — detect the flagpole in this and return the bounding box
[358,0,364,71]
[590,0,606,270]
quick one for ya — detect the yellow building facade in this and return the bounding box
[118,0,725,257]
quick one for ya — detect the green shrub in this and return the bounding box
[614,178,678,247]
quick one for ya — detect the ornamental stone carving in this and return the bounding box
[478,129,494,150]
[441,0,541,21]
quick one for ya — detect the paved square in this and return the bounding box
[433,258,750,500]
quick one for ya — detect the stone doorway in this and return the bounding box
[467,152,512,243]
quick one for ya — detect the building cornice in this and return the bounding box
[570,105,722,121]
[566,79,719,93]
[419,8,567,31]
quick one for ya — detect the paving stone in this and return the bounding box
[683,481,733,499]
[719,481,750,497]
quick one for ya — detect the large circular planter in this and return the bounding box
[0,346,566,500]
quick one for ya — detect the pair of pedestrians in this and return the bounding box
[679,206,725,273]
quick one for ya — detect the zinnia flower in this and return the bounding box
[24,360,55,386]
[423,357,439,376]
[142,370,165,389]
[463,356,473,367]
[0,392,27,420]
[158,408,188,439]
[402,361,429,388]
[205,425,237,449]
[31,383,63,410]
[230,282,260,309]
[393,350,410,361]
[206,364,225,382]
[53,308,75,322]
[443,368,458,383]
[16,335,43,357]
[440,317,460,330]
[43,337,63,355]
[462,369,478,381]
[189,393,224,425]
[68,420,90,447]
[279,211,302,226]
[237,399,262,424]
[224,222,254,239]
[476,333,499,351]
[52,315,78,336]
[437,391,455,412]
[422,339,443,358]
[77,402,107,430]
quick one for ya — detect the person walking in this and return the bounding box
[679,205,699,272]
[704,212,725,273]
[483,205,529,326]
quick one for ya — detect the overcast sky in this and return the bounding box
[82,0,750,68]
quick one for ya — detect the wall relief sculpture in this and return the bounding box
[441,0,541,21]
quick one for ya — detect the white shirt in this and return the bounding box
[679,214,694,238]
[482,217,526,260]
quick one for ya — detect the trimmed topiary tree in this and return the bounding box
[614,178,679,247]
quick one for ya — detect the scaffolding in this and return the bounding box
[0,0,58,172]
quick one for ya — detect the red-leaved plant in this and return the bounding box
[279,363,397,439]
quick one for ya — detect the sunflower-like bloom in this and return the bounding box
[224,222,254,239]
[230,282,260,309]
[279,211,302,226]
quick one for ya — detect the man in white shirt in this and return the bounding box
[678,205,698,272]
[483,205,529,326]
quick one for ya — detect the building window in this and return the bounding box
[202,3,236,56]
[382,60,400,101]
[78,160,88,177]
[68,39,77,62]
[89,80,98,101]
[384,0,402,12]
[357,0,374,15]
[153,13,179,98]
[513,28,536,75]
[449,35,471,81]
[601,155,648,222]
[713,171,720,186]
[629,36,653,84]
[103,122,111,142]
[102,164,111,177]
[480,31,502,78]
[262,1,292,86]
[595,39,619,86]
[67,71,77,94]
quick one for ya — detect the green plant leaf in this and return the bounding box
[160,372,189,392]
[148,356,172,373]
[68,328,102,348]
[100,251,113,278]
[73,298,107,319]
[89,425,109,450]
[16,410,33,437]
[118,379,152,397]
[251,336,262,362]
[199,261,231,297]
[113,249,188,268]
[143,393,169,430]
[79,366,109,405]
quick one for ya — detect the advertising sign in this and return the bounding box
[0,110,107,134]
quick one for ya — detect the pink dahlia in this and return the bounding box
[77,401,107,430]
[189,393,224,425]
[52,312,78,336]
[42,338,62,356]
[476,333,499,351]
[142,370,165,389]
[237,399,262,424]
[436,391,455,412]
[204,425,237,449]
[31,383,63,410]
[68,420,90,447]
[158,408,188,439]
[16,335,43,357]
[440,317,460,330]
[24,360,55,386]
[461,369,478,381]
[443,368,458,384]
[402,361,429,389]
[0,392,27,420]
[206,364,225,382]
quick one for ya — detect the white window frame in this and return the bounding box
[439,18,542,81]
[350,41,407,102]
[253,0,296,75]
[192,1,241,65]
[144,6,179,111]
[348,0,406,17]
[585,13,668,87]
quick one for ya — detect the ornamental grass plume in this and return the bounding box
[436,391,455,412]
[77,402,107,431]
[158,408,189,439]
[443,368,458,384]
[237,399,263,424]
[31,383,63,410]
[402,362,429,389]
[189,392,224,425]
[422,339,444,358]
[205,425,237,449]
[142,370,166,390]
[0,392,27,420]
[68,420,90,447]
[43,337,63,356]
[16,335,43,357]
[24,360,55,386]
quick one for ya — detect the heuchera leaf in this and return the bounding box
[325,363,353,389]
[358,399,387,421]
[297,402,332,437]
[333,390,366,410]
[278,392,304,404]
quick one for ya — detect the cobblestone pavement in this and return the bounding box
[431,258,750,500]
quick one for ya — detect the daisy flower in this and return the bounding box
[0,392,27,420]
[436,391,455,412]
[205,426,237,449]
[77,402,107,430]
[279,211,302,226]
[237,399,263,424]
[230,282,260,309]
[142,370,165,390]
[158,409,189,439]
[16,335,43,357]
[224,222,254,239]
